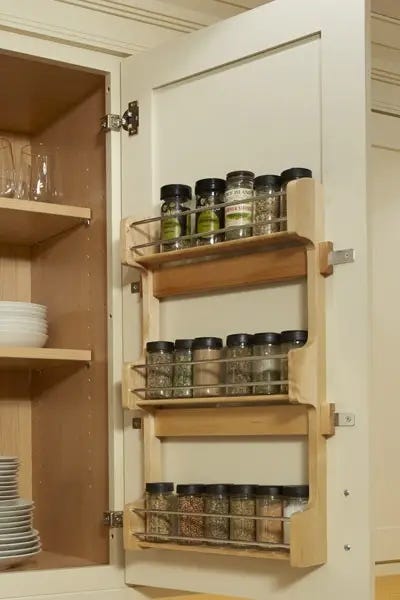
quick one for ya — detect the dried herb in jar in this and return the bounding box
[173,339,193,398]
[256,485,283,544]
[145,482,176,541]
[225,333,253,396]
[204,483,229,542]
[146,341,174,399]
[177,484,205,544]
[229,484,256,543]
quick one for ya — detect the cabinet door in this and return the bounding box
[121,1,372,598]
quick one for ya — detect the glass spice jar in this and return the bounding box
[224,170,254,241]
[252,332,281,395]
[204,483,229,543]
[177,484,205,544]
[279,168,312,231]
[253,174,282,236]
[195,178,226,246]
[193,337,223,397]
[280,330,308,394]
[145,482,176,541]
[282,485,309,544]
[146,341,174,399]
[256,485,283,545]
[160,184,192,251]
[225,333,253,396]
[229,484,256,543]
[173,339,193,398]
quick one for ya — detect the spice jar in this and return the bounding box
[252,332,281,395]
[230,484,256,543]
[279,168,312,231]
[160,184,192,251]
[146,341,174,399]
[173,339,193,398]
[193,337,223,397]
[282,485,309,544]
[280,330,308,394]
[225,333,253,396]
[204,484,229,542]
[145,482,176,541]
[224,171,254,241]
[256,485,283,545]
[195,178,226,245]
[254,174,281,236]
[177,484,205,544]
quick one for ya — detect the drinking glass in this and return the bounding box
[18,144,61,202]
[0,138,15,198]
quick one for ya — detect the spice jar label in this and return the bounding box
[161,201,189,240]
[225,188,253,228]
[197,208,220,233]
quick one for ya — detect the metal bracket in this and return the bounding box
[131,280,141,294]
[101,100,139,135]
[328,249,355,267]
[103,510,123,528]
[132,417,143,430]
[334,412,356,427]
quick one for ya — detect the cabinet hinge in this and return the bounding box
[334,412,356,427]
[101,101,138,135]
[103,510,124,528]
[328,248,355,266]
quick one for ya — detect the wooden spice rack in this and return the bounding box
[121,178,335,568]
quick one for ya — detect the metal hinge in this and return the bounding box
[101,101,139,136]
[103,511,123,528]
[328,248,355,267]
[334,412,356,427]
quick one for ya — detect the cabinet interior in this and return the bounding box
[0,51,108,571]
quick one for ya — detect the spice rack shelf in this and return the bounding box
[121,178,334,568]
[0,347,92,369]
[0,197,91,246]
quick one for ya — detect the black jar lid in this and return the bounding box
[226,170,255,179]
[204,483,229,495]
[175,339,193,350]
[282,485,309,498]
[146,482,174,493]
[176,484,205,495]
[280,330,308,344]
[146,340,174,353]
[280,168,312,183]
[254,174,282,188]
[160,184,192,201]
[253,332,281,345]
[229,484,256,496]
[256,485,282,496]
[193,337,223,350]
[195,178,226,194]
[226,333,253,347]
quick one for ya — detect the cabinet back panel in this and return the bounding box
[31,88,108,564]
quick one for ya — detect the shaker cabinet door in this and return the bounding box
[121,1,372,598]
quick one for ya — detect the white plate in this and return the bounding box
[0,509,33,518]
[0,484,17,489]
[0,547,41,570]
[0,537,40,550]
[0,529,38,541]
[0,500,33,512]
[0,523,32,533]
[0,496,18,501]
[0,323,48,333]
[0,457,18,463]
[0,302,46,311]
[0,515,31,524]
[0,330,48,347]
[0,543,41,557]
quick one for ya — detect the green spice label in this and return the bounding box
[197,209,219,233]
[161,200,187,240]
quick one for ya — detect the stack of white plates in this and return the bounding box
[0,302,48,347]
[0,457,41,569]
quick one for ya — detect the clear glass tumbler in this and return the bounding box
[19,144,61,202]
[0,138,15,198]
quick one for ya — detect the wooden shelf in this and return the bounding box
[0,198,91,245]
[135,394,290,410]
[0,348,91,369]
[7,550,97,572]
[135,540,289,562]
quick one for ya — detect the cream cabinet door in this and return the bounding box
[121,1,372,598]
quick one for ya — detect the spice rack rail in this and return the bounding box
[121,178,335,568]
